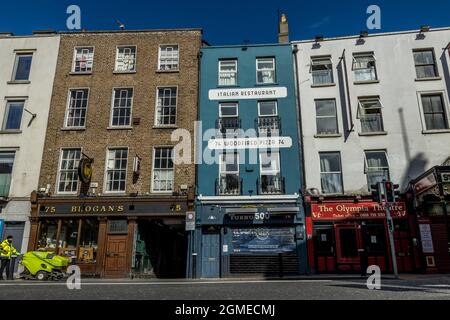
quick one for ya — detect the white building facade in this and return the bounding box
[292,28,450,274]
[0,33,60,260]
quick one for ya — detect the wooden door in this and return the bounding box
[335,224,362,265]
[104,235,128,278]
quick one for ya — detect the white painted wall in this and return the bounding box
[0,34,60,254]
[293,28,450,195]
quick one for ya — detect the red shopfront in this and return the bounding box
[306,199,416,274]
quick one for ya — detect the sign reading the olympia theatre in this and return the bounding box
[208,87,287,101]
[311,202,407,220]
[208,137,293,150]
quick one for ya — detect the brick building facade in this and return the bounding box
[27,29,202,278]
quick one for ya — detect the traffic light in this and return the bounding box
[385,181,400,203]
[371,182,383,204]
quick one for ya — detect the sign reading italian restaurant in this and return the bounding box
[208,137,293,150]
[311,202,407,221]
[209,87,288,101]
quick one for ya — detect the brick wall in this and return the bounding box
[39,30,201,195]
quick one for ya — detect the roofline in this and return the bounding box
[201,43,291,49]
[292,26,450,44]
[59,28,203,35]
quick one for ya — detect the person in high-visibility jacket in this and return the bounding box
[0,235,20,280]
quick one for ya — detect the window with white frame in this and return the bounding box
[65,89,89,128]
[73,47,94,73]
[0,152,15,198]
[258,101,279,135]
[12,53,33,81]
[219,103,238,117]
[358,97,384,133]
[219,152,240,195]
[320,152,343,194]
[353,53,377,82]
[315,99,338,135]
[2,100,25,131]
[155,87,177,126]
[111,88,133,127]
[258,101,278,116]
[311,56,333,85]
[414,49,438,79]
[421,94,448,130]
[259,151,282,194]
[218,60,237,86]
[57,149,82,193]
[105,148,128,193]
[158,45,179,71]
[152,147,174,192]
[115,46,136,72]
[365,150,390,189]
[256,58,276,84]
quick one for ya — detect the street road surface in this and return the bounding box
[0,275,449,300]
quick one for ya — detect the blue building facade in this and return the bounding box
[188,43,306,278]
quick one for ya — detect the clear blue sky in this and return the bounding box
[1,0,449,45]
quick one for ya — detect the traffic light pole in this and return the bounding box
[385,201,399,279]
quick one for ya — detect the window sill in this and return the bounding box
[415,77,442,82]
[156,69,180,73]
[422,129,450,135]
[255,82,278,86]
[217,84,239,88]
[7,80,31,85]
[153,125,178,129]
[311,83,336,88]
[61,127,86,131]
[358,131,388,136]
[113,70,137,74]
[69,72,92,76]
[107,126,133,130]
[354,80,379,85]
[314,133,342,138]
[0,130,22,134]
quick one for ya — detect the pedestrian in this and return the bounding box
[0,235,20,280]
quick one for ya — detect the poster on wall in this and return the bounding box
[0,219,4,238]
[230,227,296,254]
[419,224,434,254]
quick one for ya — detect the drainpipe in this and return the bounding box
[293,44,309,275]
[340,49,355,133]
[292,44,306,193]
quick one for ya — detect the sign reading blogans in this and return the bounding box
[209,87,287,101]
[208,137,293,150]
[311,202,407,220]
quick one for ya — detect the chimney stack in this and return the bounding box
[278,13,289,43]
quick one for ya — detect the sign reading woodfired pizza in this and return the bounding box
[311,202,407,220]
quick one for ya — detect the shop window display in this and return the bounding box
[78,219,99,263]
[37,220,58,252]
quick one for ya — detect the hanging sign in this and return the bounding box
[209,87,287,101]
[78,158,93,184]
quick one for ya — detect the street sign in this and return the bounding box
[186,211,196,231]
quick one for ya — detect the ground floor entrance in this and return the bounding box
[192,200,307,279]
[28,195,190,278]
[308,199,415,274]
